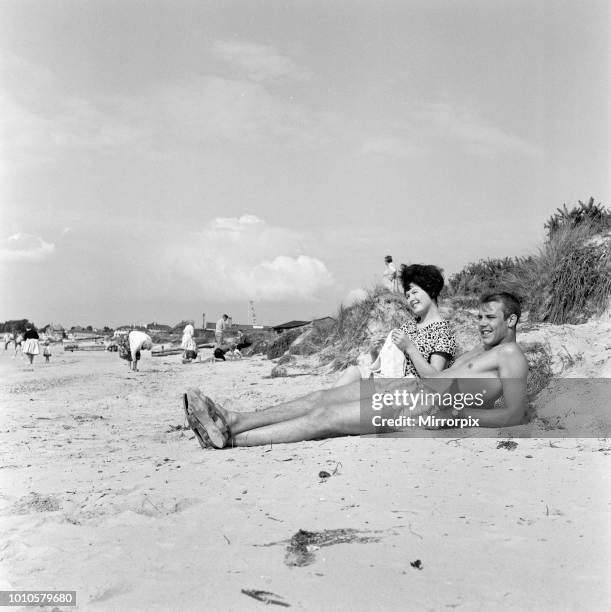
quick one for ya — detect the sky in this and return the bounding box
[1,0,609,328]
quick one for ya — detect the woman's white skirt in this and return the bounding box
[23,339,40,355]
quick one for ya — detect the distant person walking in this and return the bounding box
[22,325,40,365]
[43,340,52,363]
[215,314,230,347]
[13,332,23,358]
[383,255,399,292]
[3,332,14,350]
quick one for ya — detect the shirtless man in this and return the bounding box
[184,292,529,448]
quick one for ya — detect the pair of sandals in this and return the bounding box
[183,387,232,449]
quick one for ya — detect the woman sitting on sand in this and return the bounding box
[333,263,457,386]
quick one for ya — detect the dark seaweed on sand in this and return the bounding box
[241,589,290,607]
[496,440,518,450]
[284,529,381,567]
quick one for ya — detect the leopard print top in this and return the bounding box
[399,319,457,377]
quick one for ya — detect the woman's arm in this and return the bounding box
[391,328,449,377]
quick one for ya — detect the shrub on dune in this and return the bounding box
[529,217,610,323]
[266,327,306,360]
[448,199,610,325]
[321,286,411,370]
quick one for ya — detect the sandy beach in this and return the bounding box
[1,348,608,611]
[2,0,609,609]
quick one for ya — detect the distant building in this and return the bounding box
[203,322,271,333]
[114,325,148,337]
[146,323,172,333]
[67,327,103,340]
[172,320,196,332]
[40,323,65,341]
[233,323,271,331]
[273,317,336,334]
[41,323,65,334]
[272,320,310,334]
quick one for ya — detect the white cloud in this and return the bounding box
[351,100,538,160]
[166,216,333,301]
[211,214,263,230]
[237,255,333,301]
[0,233,55,263]
[1,50,330,166]
[150,76,329,147]
[357,136,423,160]
[342,288,368,307]
[212,40,314,83]
[0,56,147,168]
[415,102,540,156]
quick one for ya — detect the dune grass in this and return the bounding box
[319,286,412,370]
[544,197,610,239]
[267,327,307,359]
[528,219,610,323]
[448,200,610,324]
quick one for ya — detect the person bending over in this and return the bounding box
[120,330,153,372]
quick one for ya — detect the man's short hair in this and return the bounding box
[479,292,521,322]
[223,314,229,319]
[384,255,393,263]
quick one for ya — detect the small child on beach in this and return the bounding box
[13,333,23,358]
[43,340,52,363]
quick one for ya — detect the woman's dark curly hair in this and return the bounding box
[400,264,445,302]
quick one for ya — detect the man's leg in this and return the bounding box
[187,378,428,448]
[231,399,370,446]
[227,379,365,434]
[332,365,362,388]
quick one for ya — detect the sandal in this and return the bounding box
[183,388,228,449]
[189,388,232,442]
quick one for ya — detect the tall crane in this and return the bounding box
[248,301,257,325]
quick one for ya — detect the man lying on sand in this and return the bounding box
[183,292,529,448]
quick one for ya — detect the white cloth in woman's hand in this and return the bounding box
[369,330,406,378]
